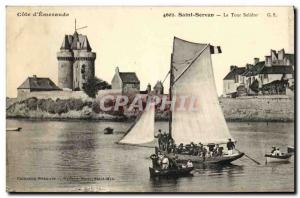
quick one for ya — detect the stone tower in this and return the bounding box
[57,35,73,90]
[57,31,96,91]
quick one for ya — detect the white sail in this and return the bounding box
[119,103,155,145]
[171,37,233,145]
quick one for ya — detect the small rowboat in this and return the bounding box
[149,167,194,177]
[265,153,292,163]
[104,127,114,135]
[6,127,22,132]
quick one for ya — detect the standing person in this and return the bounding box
[162,132,168,151]
[227,138,235,155]
[154,129,163,149]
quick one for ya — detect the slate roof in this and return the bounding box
[60,31,92,51]
[260,65,294,74]
[119,72,140,83]
[242,61,265,77]
[223,67,246,80]
[18,76,61,91]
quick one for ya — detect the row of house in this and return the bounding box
[223,49,294,97]
[18,68,165,97]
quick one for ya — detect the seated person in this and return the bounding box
[161,155,170,170]
[177,143,184,154]
[273,148,282,156]
[213,144,219,156]
[186,160,193,168]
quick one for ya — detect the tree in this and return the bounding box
[82,76,111,98]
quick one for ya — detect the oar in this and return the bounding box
[235,149,261,165]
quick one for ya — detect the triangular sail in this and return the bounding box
[171,37,232,145]
[119,103,155,145]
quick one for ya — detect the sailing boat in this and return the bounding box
[118,37,244,165]
[167,37,244,164]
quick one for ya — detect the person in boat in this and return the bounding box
[161,132,168,151]
[188,142,196,155]
[227,138,235,155]
[150,154,159,169]
[186,160,193,168]
[272,147,282,156]
[177,143,184,154]
[270,146,276,154]
[207,144,215,156]
[202,146,208,161]
[213,144,219,156]
[161,155,170,170]
[154,129,163,149]
[197,142,204,156]
[217,146,224,156]
[167,138,175,153]
[169,155,178,169]
[157,151,164,167]
[170,143,177,154]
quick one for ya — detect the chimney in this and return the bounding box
[254,58,259,65]
[230,65,237,71]
[33,75,37,78]
[265,56,272,67]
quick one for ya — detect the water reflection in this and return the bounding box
[56,130,98,185]
[6,119,294,192]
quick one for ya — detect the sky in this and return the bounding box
[6,6,294,97]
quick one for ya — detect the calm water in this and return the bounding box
[6,119,294,192]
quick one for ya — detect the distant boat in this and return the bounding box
[149,167,193,177]
[6,127,22,132]
[104,127,114,135]
[265,153,292,163]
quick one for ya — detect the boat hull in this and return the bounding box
[170,152,244,165]
[149,167,194,177]
[265,153,292,163]
[6,127,22,131]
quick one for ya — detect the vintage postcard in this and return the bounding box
[6,6,295,192]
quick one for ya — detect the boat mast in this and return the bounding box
[169,53,174,139]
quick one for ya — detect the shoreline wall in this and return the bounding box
[219,95,294,122]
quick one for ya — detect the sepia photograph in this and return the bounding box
[5,6,295,192]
